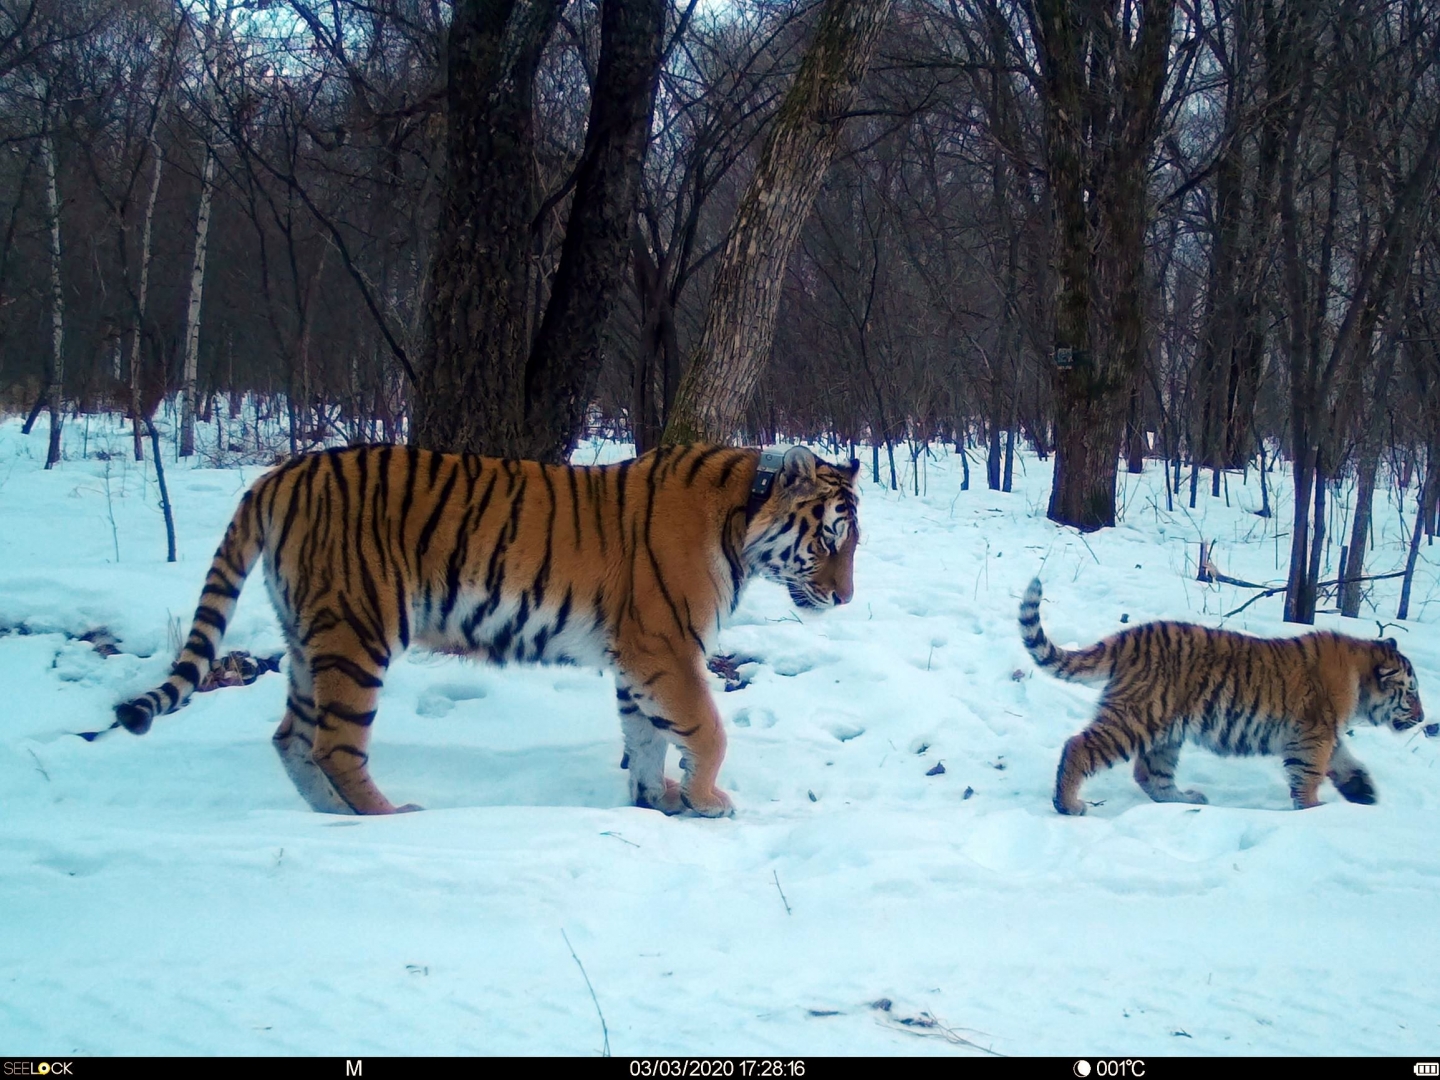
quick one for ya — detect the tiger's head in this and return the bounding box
[745,447,861,611]
[1366,640,1433,736]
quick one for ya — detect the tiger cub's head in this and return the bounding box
[746,447,861,611]
[1366,640,1434,736]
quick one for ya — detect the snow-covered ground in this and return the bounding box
[2,412,1438,1056]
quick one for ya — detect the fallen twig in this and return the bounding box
[875,1006,1002,1055]
[26,747,50,782]
[561,928,610,1058]
[773,869,792,916]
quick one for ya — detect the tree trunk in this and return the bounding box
[662,0,894,445]
[41,123,63,470]
[520,0,668,462]
[131,128,164,462]
[1284,446,1317,624]
[417,0,665,462]
[144,416,177,563]
[1037,0,1176,531]
[1002,423,1016,493]
[415,0,564,457]
[631,232,664,454]
[1339,326,1401,617]
[1124,383,1146,474]
[1198,65,1246,476]
[179,146,216,459]
[986,423,1001,489]
[1397,440,1439,621]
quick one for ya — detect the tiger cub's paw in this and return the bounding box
[680,784,735,818]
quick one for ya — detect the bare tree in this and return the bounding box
[416,0,669,462]
[1035,0,1181,530]
[39,94,61,466]
[662,0,894,444]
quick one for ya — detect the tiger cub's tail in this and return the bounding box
[1018,578,1114,685]
[115,489,266,734]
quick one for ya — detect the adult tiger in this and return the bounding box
[114,444,861,817]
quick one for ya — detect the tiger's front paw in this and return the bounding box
[680,783,734,818]
[633,777,684,815]
[1180,789,1208,805]
[1334,771,1376,804]
[395,803,425,813]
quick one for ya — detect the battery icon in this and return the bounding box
[1415,1064,1439,1076]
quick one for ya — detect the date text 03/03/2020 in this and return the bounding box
[628,1061,805,1078]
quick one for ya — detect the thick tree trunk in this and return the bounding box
[417,0,665,462]
[41,124,63,470]
[521,0,667,462]
[1037,0,1176,531]
[662,0,894,445]
[179,146,216,458]
[415,0,564,457]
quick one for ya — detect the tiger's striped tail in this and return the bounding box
[115,491,266,735]
[1018,578,1113,685]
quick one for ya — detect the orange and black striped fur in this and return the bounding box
[1020,579,1432,814]
[115,444,861,816]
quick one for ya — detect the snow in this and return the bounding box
[2,413,1438,1056]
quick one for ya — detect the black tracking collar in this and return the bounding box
[746,447,788,520]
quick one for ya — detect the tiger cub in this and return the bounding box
[114,444,860,817]
[1019,578,1431,814]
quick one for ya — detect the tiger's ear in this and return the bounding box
[1383,637,1398,649]
[846,458,861,479]
[781,446,818,486]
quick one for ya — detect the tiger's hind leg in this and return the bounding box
[615,650,732,818]
[1055,702,1149,816]
[615,679,682,814]
[1133,742,1208,806]
[1325,737,1374,804]
[272,652,353,814]
[303,626,419,815]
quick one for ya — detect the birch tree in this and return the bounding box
[179,141,215,457]
[40,98,61,468]
[178,0,230,458]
